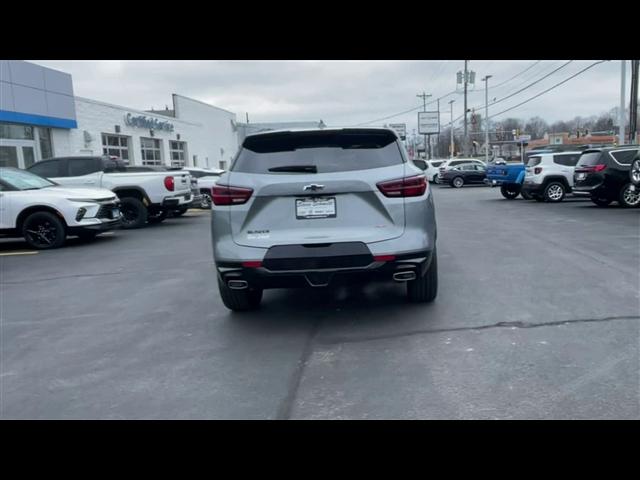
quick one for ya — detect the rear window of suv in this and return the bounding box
[577,151,604,167]
[232,130,404,174]
[527,156,542,167]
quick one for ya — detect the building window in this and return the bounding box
[0,122,34,140]
[102,133,131,164]
[140,137,163,166]
[37,127,53,160]
[169,140,187,167]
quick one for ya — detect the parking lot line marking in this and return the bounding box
[0,250,39,256]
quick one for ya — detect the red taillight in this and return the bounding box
[242,261,262,268]
[534,167,543,175]
[164,176,175,191]
[212,185,253,205]
[377,175,427,198]
[373,255,396,262]
[576,164,606,173]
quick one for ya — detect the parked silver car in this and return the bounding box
[211,128,438,311]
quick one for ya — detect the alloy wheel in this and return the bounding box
[622,185,640,206]
[25,219,58,247]
[547,184,563,201]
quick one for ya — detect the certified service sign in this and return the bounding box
[124,113,174,132]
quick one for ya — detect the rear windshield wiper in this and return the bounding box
[268,165,317,173]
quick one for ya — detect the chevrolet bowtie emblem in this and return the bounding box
[303,184,325,191]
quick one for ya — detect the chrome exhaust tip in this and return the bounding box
[393,271,416,282]
[228,280,248,290]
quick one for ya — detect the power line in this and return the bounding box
[442,60,608,134]
[487,60,608,120]
[449,61,575,125]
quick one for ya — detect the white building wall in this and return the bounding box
[172,94,239,169]
[50,95,239,169]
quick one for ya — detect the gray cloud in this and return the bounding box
[33,60,630,132]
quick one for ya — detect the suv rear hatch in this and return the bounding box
[223,129,408,248]
[574,151,606,188]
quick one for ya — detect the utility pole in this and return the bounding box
[629,59,639,144]
[482,75,492,164]
[246,112,249,123]
[437,99,440,158]
[619,60,627,145]
[417,91,432,159]
[449,100,455,159]
[463,60,469,155]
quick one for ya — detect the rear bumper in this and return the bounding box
[521,182,545,195]
[160,192,192,207]
[216,248,434,289]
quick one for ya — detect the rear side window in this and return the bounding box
[553,154,581,167]
[68,158,101,176]
[577,152,604,167]
[233,131,404,174]
[527,156,542,167]
[28,159,62,178]
[610,149,637,165]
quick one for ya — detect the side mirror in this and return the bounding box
[413,159,428,171]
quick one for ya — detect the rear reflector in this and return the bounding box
[373,255,396,262]
[242,261,262,268]
[377,175,427,197]
[212,185,253,205]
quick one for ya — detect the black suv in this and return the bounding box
[573,146,640,207]
[630,151,640,189]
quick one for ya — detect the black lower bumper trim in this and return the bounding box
[216,249,433,289]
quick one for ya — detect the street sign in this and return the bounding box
[388,123,407,140]
[517,134,531,142]
[418,111,439,134]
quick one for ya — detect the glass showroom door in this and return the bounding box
[0,140,36,169]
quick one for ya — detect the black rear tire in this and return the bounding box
[521,189,533,200]
[147,209,168,224]
[500,184,520,199]
[590,196,612,207]
[618,183,640,208]
[451,177,464,188]
[22,211,66,249]
[218,280,263,311]
[119,197,148,229]
[543,181,566,202]
[407,248,438,303]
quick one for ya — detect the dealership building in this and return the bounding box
[1,60,239,170]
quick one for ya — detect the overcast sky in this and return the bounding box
[33,60,629,132]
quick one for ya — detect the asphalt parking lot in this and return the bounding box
[1,185,639,419]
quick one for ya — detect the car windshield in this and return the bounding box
[0,168,56,190]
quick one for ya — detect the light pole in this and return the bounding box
[449,100,455,159]
[482,75,492,164]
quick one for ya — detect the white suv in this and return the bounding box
[0,167,121,249]
[522,151,582,202]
